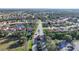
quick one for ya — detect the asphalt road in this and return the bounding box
[32,20,47,51]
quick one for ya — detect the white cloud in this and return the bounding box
[0,0,79,8]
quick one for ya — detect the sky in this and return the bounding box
[0,0,79,8]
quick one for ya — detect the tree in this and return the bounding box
[64,35,72,42]
[76,32,79,39]
[46,36,57,51]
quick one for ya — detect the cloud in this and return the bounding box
[0,0,79,8]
